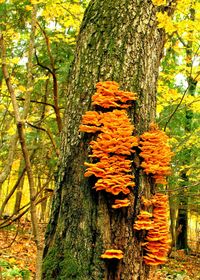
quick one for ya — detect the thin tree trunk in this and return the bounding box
[0,167,26,218]
[13,178,24,215]
[39,178,49,222]
[13,160,26,215]
[43,1,175,279]
[169,198,176,247]
[0,132,18,185]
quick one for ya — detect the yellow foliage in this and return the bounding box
[0,104,5,111]
[10,76,19,86]
[156,12,177,34]
[152,0,167,6]
[190,99,200,113]
[168,137,178,146]
[7,126,16,135]
[12,159,20,171]
[157,104,164,114]
[157,85,182,112]
[2,28,20,41]
[185,128,200,147]
[25,5,33,11]
[42,1,84,32]
[177,0,195,12]
[155,0,199,50]
[157,82,200,114]
[9,258,16,264]
[35,76,49,82]
[9,57,20,65]
[18,85,26,92]
[28,115,39,122]
[30,0,44,4]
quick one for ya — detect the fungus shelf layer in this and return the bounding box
[143,193,171,266]
[79,82,138,196]
[139,124,174,185]
[101,249,124,260]
[134,210,154,231]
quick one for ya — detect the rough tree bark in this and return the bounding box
[43,1,175,279]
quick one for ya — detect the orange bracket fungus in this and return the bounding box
[133,210,154,231]
[79,81,138,197]
[141,196,153,208]
[143,193,171,266]
[101,249,124,260]
[139,123,174,185]
[79,81,137,261]
[112,198,131,209]
[79,82,172,265]
[92,81,137,108]
[133,193,171,266]
[79,111,102,133]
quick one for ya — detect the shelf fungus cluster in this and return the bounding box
[134,193,171,266]
[144,193,171,266]
[80,81,138,199]
[80,81,138,260]
[79,82,172,265]
[92,81,137,108]
[139,124,174,185]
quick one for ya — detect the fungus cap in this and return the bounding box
[112,198,131,208]
[101,249,124,260]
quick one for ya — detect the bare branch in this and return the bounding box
[26,121,60,157]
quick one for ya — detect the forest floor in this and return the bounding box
[0,221,199,279]
[148,251,200,280]
[0,220,43,279]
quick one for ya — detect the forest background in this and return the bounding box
[0,0,199,279]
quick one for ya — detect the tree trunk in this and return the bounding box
[13,159,25,215]
[13,173,25,215]
[169,197,176,248]
[0,166,25,218]
[0,133,18,186]
[43,1,174,279]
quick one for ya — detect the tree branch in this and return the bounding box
[26,121,60,157]
[36,22,63,133]
[35,50,54,75]
[164,85,189,131]
[17,96,57,109]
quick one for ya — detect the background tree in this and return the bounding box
[42,0,176,279]
[156,0,200,250]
